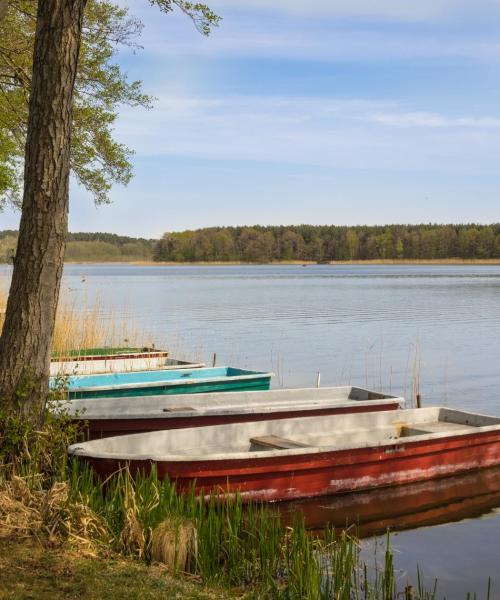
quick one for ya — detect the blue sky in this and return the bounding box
[3,0,500,237]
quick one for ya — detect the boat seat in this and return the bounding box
[401,422,477,437]
[162,406,196,412]
[250,435,311,450]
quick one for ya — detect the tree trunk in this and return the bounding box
[0,1,7,21]
[0,0,87,423]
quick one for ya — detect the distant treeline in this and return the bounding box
[153,224,500,262]
[0,231,155,263]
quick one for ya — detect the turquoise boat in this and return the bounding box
[55,366,273,399]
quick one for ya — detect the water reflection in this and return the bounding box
[281,467,500,538]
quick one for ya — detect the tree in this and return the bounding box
[0,0,219,424]
[0,1,152,208]
[344,229,359,260]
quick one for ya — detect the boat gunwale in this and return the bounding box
[68,407,500,463]
[68,397,402,421]
[64,368,274,393]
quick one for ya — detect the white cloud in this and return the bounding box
[116,94,500,174]
[369,112,500,128]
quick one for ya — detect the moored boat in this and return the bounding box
[64,386,404,439]
[50,346,204,375]
[58,366,273,399]
[68,407,500,502]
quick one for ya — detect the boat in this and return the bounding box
[68,407,500,502]
[50,346,204,375]
[57,366,273,399]
[64,386,404,439]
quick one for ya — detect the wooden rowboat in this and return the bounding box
[58,366,273,399]
[64,386,404,439]
[68,407,500,502]
[50,346,204,376]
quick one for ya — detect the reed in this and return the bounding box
[1,287,145,357]
[65,461,445,599]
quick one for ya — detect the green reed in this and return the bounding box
[65,459,450,599]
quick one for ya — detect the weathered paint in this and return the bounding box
[68,407,500,502]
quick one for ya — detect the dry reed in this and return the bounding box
[0,475,109,555]
[150,518,198,573]
[1,287,144,356]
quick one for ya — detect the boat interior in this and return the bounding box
[54,366,268,390]
[63,386,403,418]
[69,407,500,460]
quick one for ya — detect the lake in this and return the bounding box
[1,263,500,597]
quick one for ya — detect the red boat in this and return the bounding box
[65,386,403,439]
[68,407,500,502]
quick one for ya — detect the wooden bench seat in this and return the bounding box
[250,435,310,450]
[162,406,196,412]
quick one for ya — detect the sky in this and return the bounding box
[2,0,500,237]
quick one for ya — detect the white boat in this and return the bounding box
[50,347,204,376]
[64,385,404,438]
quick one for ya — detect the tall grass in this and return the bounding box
[52,295,143,357]
[0,288,144,356]
[66,461,443,599]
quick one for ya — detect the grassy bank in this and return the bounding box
[0,540,233,600]
[0,425,446,600]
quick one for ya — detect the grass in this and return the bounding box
[0,288,146,358]
[0,540,235,599]
[64,462,441,599]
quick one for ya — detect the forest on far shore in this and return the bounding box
[0,231,155,263]
[153,224,500,262]
[1,224,500,263]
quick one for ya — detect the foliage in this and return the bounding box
[154,223,500,262]
[0,0,219,208]
[0,1,151,207]
[0,380,84,481]
[0,230,155,262]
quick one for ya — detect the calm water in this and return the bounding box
[1,263,500,597]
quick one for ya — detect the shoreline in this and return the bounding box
[2,258,500,267]
[64,258,500,266]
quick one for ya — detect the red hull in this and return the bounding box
[83,430,500,502]
[80,402,398,440]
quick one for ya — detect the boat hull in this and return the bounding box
[65,386,403,439]
[51,352,204,376]
[81,402,397,439]
[80,430,500,502]
[68,375,271,399]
